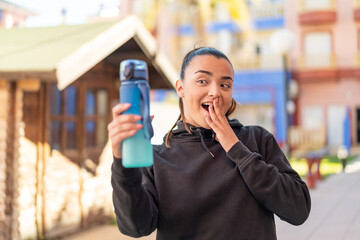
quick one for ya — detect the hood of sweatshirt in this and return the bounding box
[165,118,243,157]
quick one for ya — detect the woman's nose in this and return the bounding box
[208,84,220,97]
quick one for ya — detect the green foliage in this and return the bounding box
[289,155,357,179]
[110,216,117,226]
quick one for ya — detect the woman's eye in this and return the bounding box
[197,80,207,84]
[221,84,231,89]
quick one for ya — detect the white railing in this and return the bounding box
[299,0,336,12]
[249,2,284,19]
[298,54,337,69]
[289,126,327,157]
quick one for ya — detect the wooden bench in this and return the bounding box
[288,126,329,188]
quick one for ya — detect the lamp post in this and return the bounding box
[270,28,295,154]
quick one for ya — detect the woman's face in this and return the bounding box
[176,55,234,129]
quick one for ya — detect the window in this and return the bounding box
[302,105,324,129]
[49,84,77,151]
[49,82,110,157]
[85,88,109,148]
[327,105,347,147]
[304,31,333,68]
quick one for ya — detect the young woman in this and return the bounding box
[108,47,311,239]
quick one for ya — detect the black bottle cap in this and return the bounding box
[120,59,149,81]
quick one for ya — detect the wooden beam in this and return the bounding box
[17,79,41,92]
[105,51,149,66]
[5,82,23,239]
[0,79,6,88]
[0,71,56,81]
[35,83,47,239]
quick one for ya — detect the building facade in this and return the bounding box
[285,0,358,151]
[0,0,35,28]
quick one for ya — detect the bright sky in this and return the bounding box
[7,0,121,27]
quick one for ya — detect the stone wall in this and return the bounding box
[44,151,82,236]
[81,143,114,226]
[43,144,114,238]
[17,91,39,239]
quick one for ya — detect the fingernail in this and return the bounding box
[135,115,142,120]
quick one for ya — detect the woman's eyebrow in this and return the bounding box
[194,70,212,75]
[194,70,233,81]
[222,76,233,81]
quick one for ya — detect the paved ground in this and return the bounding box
[65,157,360,240]
[276,157,360,240]
[65,225,156,240]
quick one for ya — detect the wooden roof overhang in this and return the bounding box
[0,15,177,90]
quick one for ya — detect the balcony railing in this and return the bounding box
[299,0,336,12]
[298,53,337,69]
[249,2,284,19]
[229,55,283,70]
[298,0,337,25]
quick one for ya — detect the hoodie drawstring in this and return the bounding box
[196,128,215,158]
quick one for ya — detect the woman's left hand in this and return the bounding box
[205,98,239,152]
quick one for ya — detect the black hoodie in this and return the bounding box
[111,119,311,240]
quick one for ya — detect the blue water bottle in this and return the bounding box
[119,59,154,168]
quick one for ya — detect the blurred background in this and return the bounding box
[1,0,360,239]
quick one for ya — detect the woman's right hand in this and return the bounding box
[107,103,143,158]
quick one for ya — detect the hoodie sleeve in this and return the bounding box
[111,157,158,237]
[226,131,311,226]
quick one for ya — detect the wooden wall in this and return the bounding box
[19,62,117,239]
[0,60,118,239]
[0,81,10,240]
[21,86,45,239]
[0,82,22,240]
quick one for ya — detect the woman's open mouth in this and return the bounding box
[202,103,212,112]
